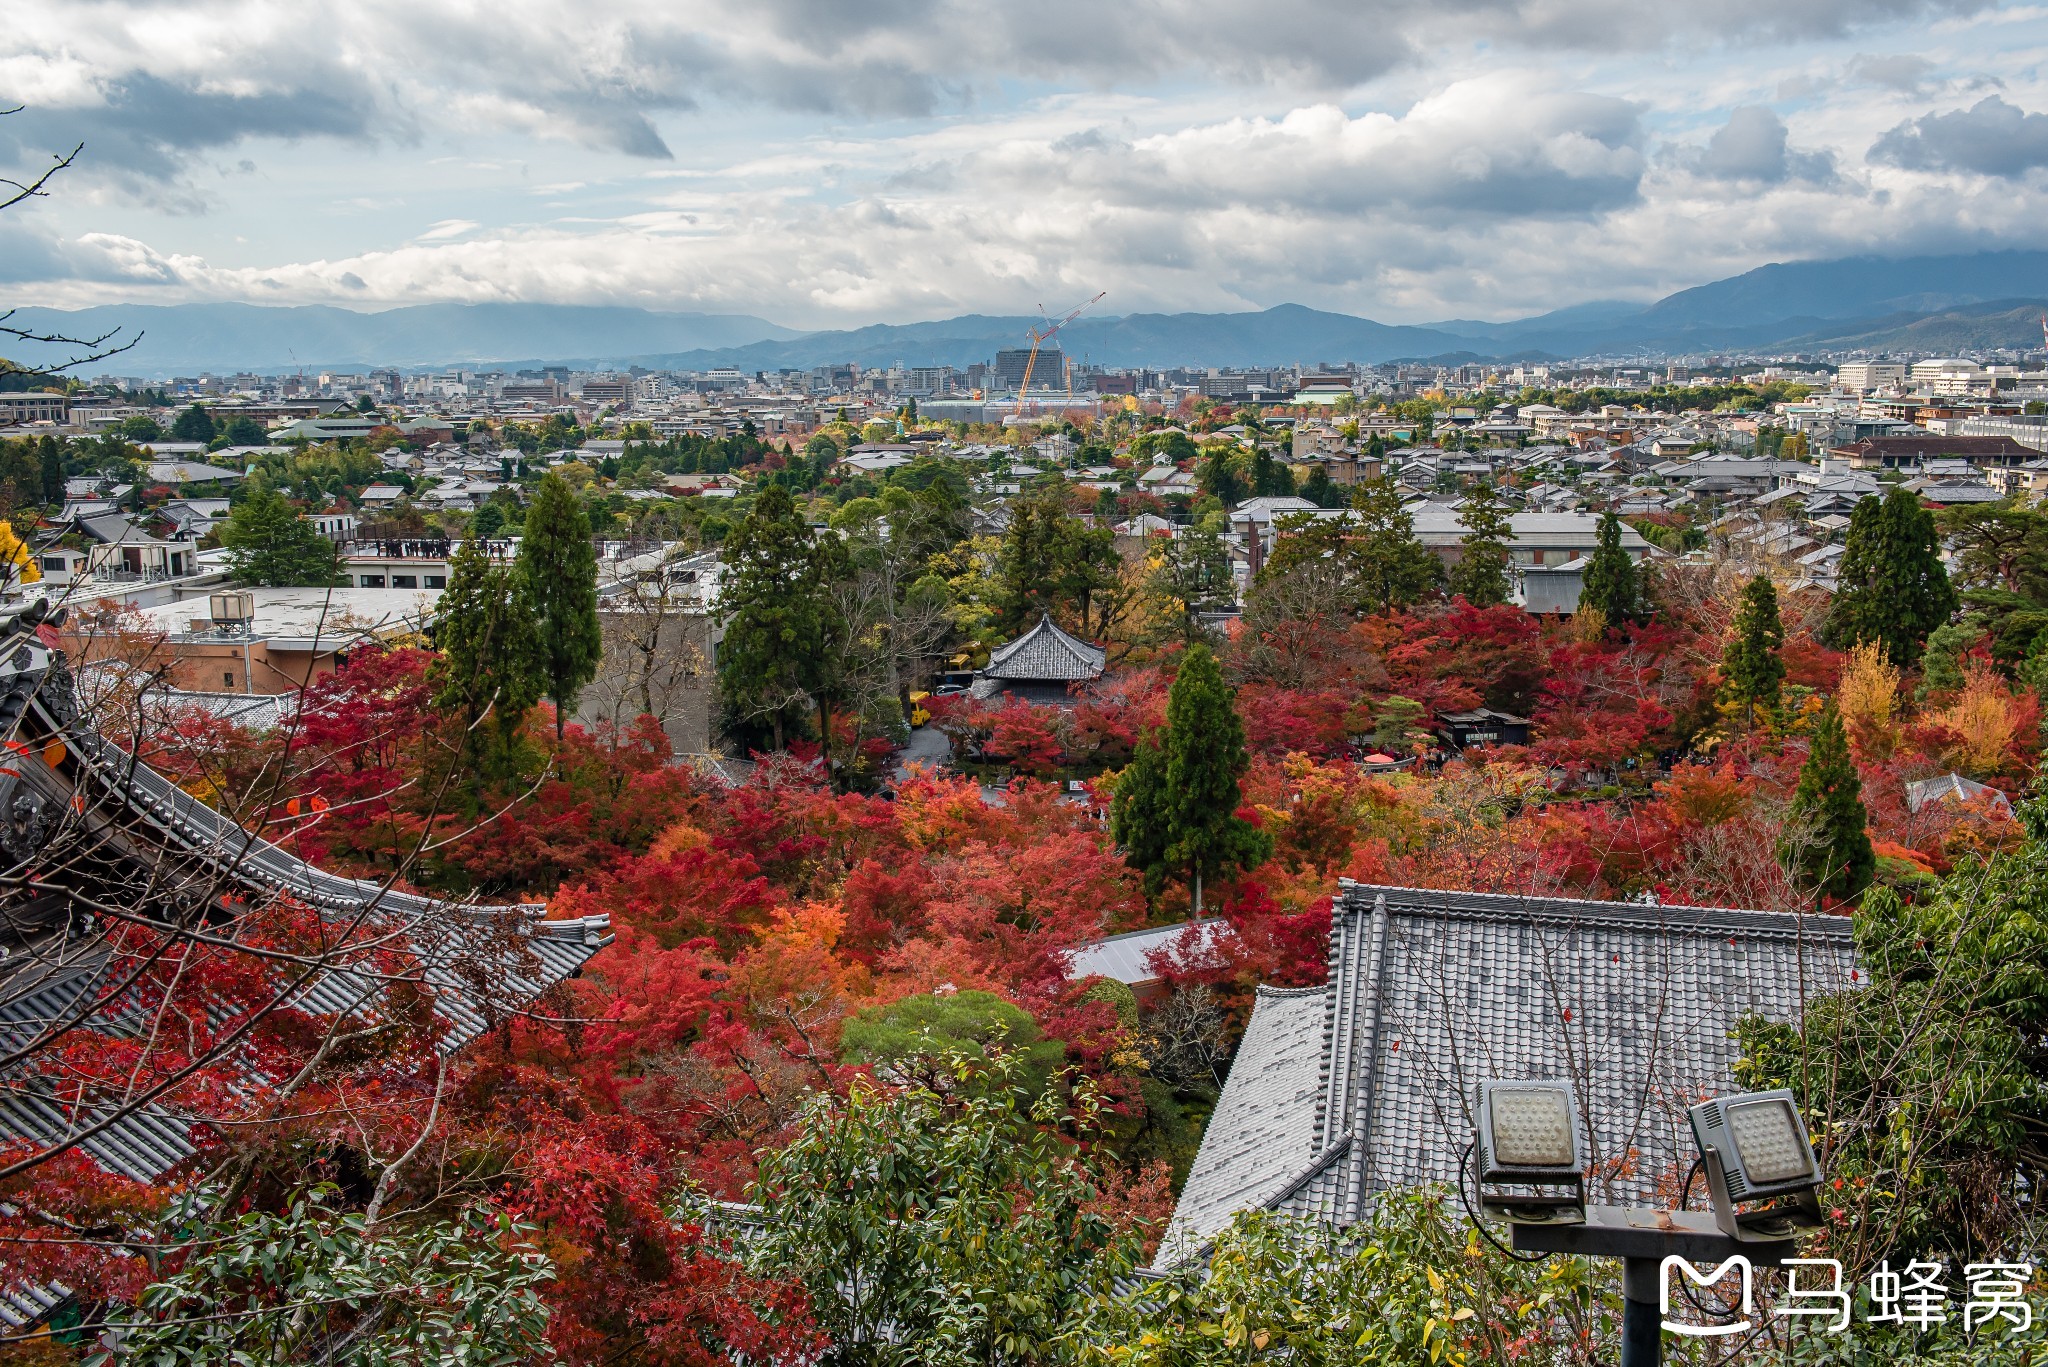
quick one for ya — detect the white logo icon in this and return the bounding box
[1661,1255,1754,1337]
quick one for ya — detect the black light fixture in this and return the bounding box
[1688,1089,1824,1242]
[1473,1079,1585,1225]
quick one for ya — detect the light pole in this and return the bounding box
[1468,1083,1825,1367]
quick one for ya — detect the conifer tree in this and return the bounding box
[171,403,216,443]
[517,472,602,740]
[431,537,543,761]
[1782,705,1874,905]
[1722,573,1786,726]
[716,484,843,752]
[1822,488,1956,667]
[39,436,63,505]
[1448,483,1513,606]
[219,474,341,587]
[1578,511,1639,624]
[1110,643,1270,914]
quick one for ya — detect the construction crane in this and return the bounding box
[1016,291,1105,413]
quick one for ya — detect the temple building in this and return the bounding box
[1160,881,1854,1265]
[970,613,1106,703]
[0,598,610,1332]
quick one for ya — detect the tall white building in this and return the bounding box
[1836,361,1905,391]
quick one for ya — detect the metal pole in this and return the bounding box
[1619,1258,1662,1367]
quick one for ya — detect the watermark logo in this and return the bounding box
[1660,1256,1752,1337]
[1660,1257,2037,1337]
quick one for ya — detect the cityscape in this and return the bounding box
[1,3,2046,1364]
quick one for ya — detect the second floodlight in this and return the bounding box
[1688,1089,1824,1242]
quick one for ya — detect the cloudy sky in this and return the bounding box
[2,0,2045,326]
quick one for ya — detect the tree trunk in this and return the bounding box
[817,698,833,784]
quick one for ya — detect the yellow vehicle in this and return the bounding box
[908,690,932,727]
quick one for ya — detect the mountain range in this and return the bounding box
[7,251,2047,376]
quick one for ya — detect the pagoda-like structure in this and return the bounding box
[970,613,1106,704]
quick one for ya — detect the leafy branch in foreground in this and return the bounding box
[81,1187,555,1366]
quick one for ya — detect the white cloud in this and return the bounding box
[0,0,2044,323]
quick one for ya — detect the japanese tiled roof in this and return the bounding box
[980,614,1106,683]
[0,599,612,1197]
[1162,882,1856,1264]
[1066,921,1222,986]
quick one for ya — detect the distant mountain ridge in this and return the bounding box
[0,302,802,375]
[9,250,2048,375]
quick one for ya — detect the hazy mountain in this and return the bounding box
[1782,299,2048,353]
[12,251,2048,375]
[1421,251,2048,357]
[623,303,1471,372]
[1,302,800,374]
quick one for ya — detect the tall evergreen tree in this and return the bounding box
[1722,573,1786,726]
[996,489,1117,635]
[1782,705,1875,906]
[516,472,602,740]
[218,475,341,587]
[716,484,844,752]
[39,436,64,505]
[431,537,543,762]
[1823,488,1957,667]
[171,403,217,443]
[1109,643,1270,914]
[1447,483,1513,606]
[1578,511,1639,624]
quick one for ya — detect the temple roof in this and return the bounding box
[978,613,1106,684]
[0,598,612,1201]
[1161,882,1856,1264]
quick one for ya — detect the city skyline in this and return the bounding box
[4,1,2046,327]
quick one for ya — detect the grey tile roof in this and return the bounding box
[0,597,614,1197]
[1066,922,1220,985]
[1161,985,1336,1259]
[1165,882,1856,1265]
[981,614,1106,684]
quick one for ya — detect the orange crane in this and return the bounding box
[1015,291,1105,413]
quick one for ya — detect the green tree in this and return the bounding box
[470,501,506,540]
[734,1047,1140,1367]
[1298,464,1341,509]
[516,471,602,741]
[1737,785,2048,1276]
[1111,643,1271,913]
[1086,1197,1605,1367]
[171,403,217,443]
[101,1189,555,1366]
[218,475,341,587]
[996,488,1119,636]
[1781,704,1874,906]
[838,990,1066,1098]
[717,484,845,752]
[431,536,543,758]
[39,435,64,505]
[220,414,267,446]
[1260,479,1441,616]
[1720,573,1786,726]
[1823,488,1957,667]
[1149,523,1232,643]
[118,414,162,441]
[1577,511,1639,624]
[1447,483,1512,606]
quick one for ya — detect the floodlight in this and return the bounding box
[1473,1080,1585,1225]
[1688,1090,1823,1242]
